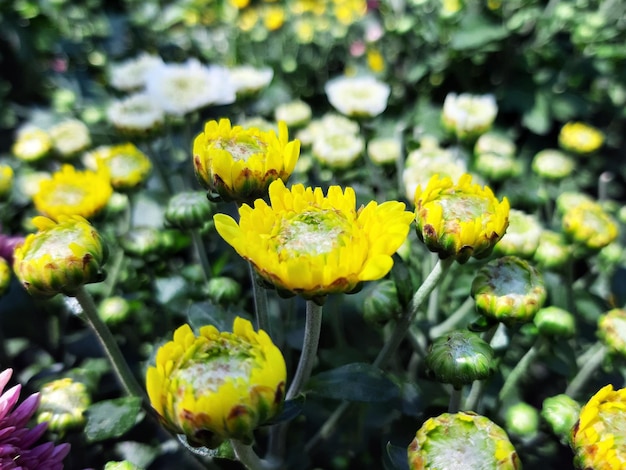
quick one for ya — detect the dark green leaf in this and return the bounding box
[449,15,508,50]
[522,91,551,135]
[264,396,304,425]
[85,397,143,442]
[307,363,400,402]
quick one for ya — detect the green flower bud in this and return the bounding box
[541,394,580,444]
[555,192,593,215]
[534,306,576,338]
[494,209,542,259]
[274,100,312,129]
[505,402,540,438]
[104,461,142,470]
[206,276,242,305]
[474,132,516,159]
[165,191,214,230]
[472,256,546,326]
[426,330,496,389]
[363,280,401,327]
[563,201,619,254]
[0,258,10,296]
[408,411,520,469]
[367,137,402,166]
[37,378,91,433]
[531,149,575,180]
[474,153,521,182]
[158,228,191,255]
[13,216,108,298]
[597,309,626,357]
[98,296,132,325]
[120,226,162,259]
[533,230,571,271]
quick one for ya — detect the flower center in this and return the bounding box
[274,210,350,258]
[26,227,84,261]
[489,263,529,297]
[215,136,266,162]
[50,183,87,206]
[109,154,144,178]
[438,194,490,227]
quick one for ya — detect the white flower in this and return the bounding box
[229,65,274,96]
[145,59,236,116]
[107,93,165,133]
[109,53,164,92]
[367,137,402,165]
[442,93,498,140]
[312,133,364,168]
[49,119,91,158]
[274,100,312,128]
[296,113,360,147]
[324,75,391,118]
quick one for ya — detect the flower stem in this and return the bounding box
[286,300,323,400]
[231,441,274,470]
[191,228,212,282]
[464,324,501,411]
[498,336,546,403]
[566,342,607,399]
[74,286,145,399]
[449,386,463,413]
[429,295,475,339]
[374,257,454,368]
[248,262,271,336]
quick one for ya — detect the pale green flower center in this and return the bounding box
[25,227,84,261]
[275,210,349,258]
[489,263,529,296]
[581,209,609,234]
[108,154,145,178]
[50,183,87,206]
[216,137,266,162]
[438,194,489,223]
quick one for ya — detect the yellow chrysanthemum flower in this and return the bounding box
[571,384,626,470]
[85,144,152,192]
[562,201,619,253]
[193,118,300,204]
[37,378,91,433]
[146,317,286,448]
[12,127,52,163]
[214,179,414,300]
[559,121,604,155]
[33,164,113,220]
[13,215,107,298]
[414,173,510,264]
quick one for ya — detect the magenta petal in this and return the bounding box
[50,442,71,461]
[8,393,40,427]
[16,422,47,448]
[0,385,21,422]
[0,369,12,394]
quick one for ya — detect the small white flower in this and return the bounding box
[49,119,91,158]
[474,132,516,158]
[107,93,165,133]
[325,75,391,118]
[145,59,236,116]
[367,137,402,165]
[442,93,498,140]
[230,65,274,96]
[296,113,360,147]
[312,133,365,168]
[109,53,164,92]
[531,149,575,180]
[274,100,312,128]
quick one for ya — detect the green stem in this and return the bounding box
[191,229,212,282]
[464,324,501,411]
[231,441,274,470]
[566,342,607,398]
[498,336,546,403]
[248,262,271,336]
[305,401,350,453]
[74,286,145,399]
[286,300,323,400]
[374,257,454,368]
[429,295,475,339]
[448,386,463,413]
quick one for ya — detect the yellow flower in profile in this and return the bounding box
[562,201,618,253]
[571,384,626,470]
[193,118,300,204]
[214,179,413,300]
[13,215,107,298]
[146,317,286,448]
[85,144,152,192]
[262,5,285,31]
[34,165,113,220]
[559,121,604,155]
[414,173,509,264]
[12,127,52,163]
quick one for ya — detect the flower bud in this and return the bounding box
[367,137,402,166]
[442,93,498,142]
[534,306,576,338]
[541,394,580,444]
[104,461,141,470]
[49,119,91,159]
[274,100,312,129]
[474,153,521,182]
[474,132,516,159]
[493,209,542,259]
[206,276,242,305]
[84,143,152,192]
[597,308,626,357]
[0,258,10,296]
[165,191,214,230]
[471,256,546,326]
[558,121,604,155]
[563,201,619,254]
[571,384,626,469]
[98,296,132,326]
[408,411,520,469]
[363,279,401,327]
[533,230,571,271]
[37,378,91,434]
[505,402,540,438]
[146,317,286,448]
[120,226,162,259]
[12,127,52,162]
[531,149,575,180]
[426,330,496,389]
[13,216,107,298]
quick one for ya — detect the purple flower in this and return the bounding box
[0,368,71,470]
[0,226,24,264]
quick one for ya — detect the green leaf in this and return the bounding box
[85,397,143,443]
[522,92,551,135]
[449,14,508,50]
[384,442,410,470]
[264,396,304,425]
[307,363,400,402]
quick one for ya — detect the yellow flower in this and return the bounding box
[0,258,10,296]
[562,201,619,253]
[146,317,286,448]
[0,164,13,201]
[414,173,510,264]
[12,127,52,162]
[193,118,300,204]
[85,144,152,192]
[571,384,626,470]
[214,179,413,300]
[366,48,385,73]
[559,121,604,155]
[37,378,91,433]
[13,215,107,298]
[262,5,285,31]
[33,164,113,220]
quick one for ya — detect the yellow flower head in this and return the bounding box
[562,201,619,253]
[34,164,113,220]
[13,215,107,298]
[571,384,626,470]
[12,127,52,162]
[86,144,152,192]
[559,121,604,155]
[193,118,300,204]
[37,378,91,433]
[146,317,286,448]
[0,164,14,201]
[598,309,626,357]
[414,173,510,264]
[214,179,414,300]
